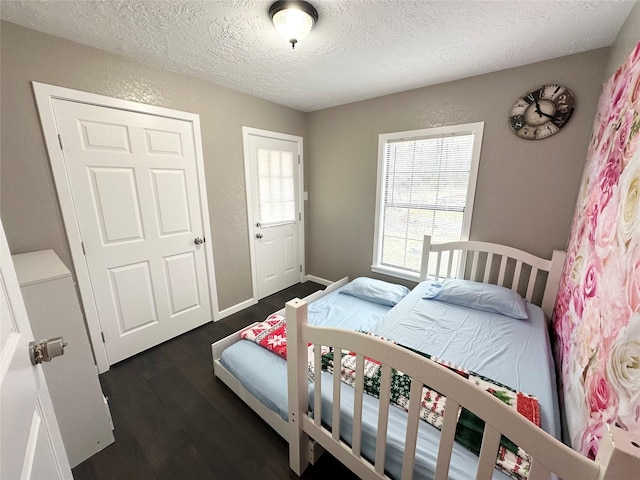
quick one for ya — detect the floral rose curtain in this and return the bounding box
[553,41,640,458]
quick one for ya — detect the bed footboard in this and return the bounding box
[286,299,637,480]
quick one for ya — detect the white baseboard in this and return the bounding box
[217,297,257,320]
[217,277,335,319]
[304,274,334,286]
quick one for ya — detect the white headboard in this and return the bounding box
[420,236,566,319]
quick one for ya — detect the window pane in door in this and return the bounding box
[257,148,295,225]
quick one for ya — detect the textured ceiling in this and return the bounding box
[0,0,635,112]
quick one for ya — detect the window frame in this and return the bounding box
[371,122,484,281]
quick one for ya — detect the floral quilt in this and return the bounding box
[240,315,542,479]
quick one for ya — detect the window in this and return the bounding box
[257,147,296,225]
[372,122,484,281]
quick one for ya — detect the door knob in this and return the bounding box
[194,237,205,245]
[256,233,263,239]
[29,337,67,365]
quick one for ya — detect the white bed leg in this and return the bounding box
[595,424,640,479]
[286,298,310,475]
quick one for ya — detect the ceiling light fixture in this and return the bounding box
[269,0,318,50]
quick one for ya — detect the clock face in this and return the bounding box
[509,84,575,140]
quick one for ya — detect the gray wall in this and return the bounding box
[0,21,306,310]
[305,49,609,285]
[604,1,640,80]
[1,17,632,311]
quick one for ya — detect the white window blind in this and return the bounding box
[373,123,483,280]
[257,148,296,225]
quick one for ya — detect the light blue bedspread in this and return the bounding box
[372,280,560,437]
[220,280,560,479]
[221,286,389,420]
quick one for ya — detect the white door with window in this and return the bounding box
[0,219,73,480]
[244,128,303,299]
[49,99,213,365]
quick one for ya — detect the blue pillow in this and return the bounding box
[340,277,410,307]
[423,279,528,319]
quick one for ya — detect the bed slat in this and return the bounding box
[332,347,342,442]
[435,251,443,280]
[351,354,365,457]
[497,256,507,286]
[420,236,432,280]
[447,250,455,278]
[434,399,460,480]
[483,252,493,283]
[313,345,322,427]
[526,267,538,302]
[475,424,501,479]
[400,380,423,480]
[374,364,392,475]
[512,260,523,291]
[470,250,479,281]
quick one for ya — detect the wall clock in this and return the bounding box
[509,84,575,140]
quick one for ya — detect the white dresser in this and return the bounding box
[12,250,115,468]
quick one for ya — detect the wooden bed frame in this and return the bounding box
[213,236,638,479]
[211,276,348,462]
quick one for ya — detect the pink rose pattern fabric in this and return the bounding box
[553,41,640,459]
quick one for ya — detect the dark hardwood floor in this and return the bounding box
[72,282,358,480]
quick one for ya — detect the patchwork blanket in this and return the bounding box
[240,314,540,480]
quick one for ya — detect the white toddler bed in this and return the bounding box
[212,236,638,479]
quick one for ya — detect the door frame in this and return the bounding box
[242,127,305,302]
[33,82,219,373]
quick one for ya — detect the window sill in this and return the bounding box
[371,265,420,283]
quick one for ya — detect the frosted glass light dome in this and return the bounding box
[269,1,318,49]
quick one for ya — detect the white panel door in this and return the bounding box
[247,134,302,299]
[0,219,72,480]
[52,100,212,364]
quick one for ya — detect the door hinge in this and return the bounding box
[298,154,300,164]
[299,212,302,221]
[58,134,63,150]
[299,265,302,273]
[81,242,86,255]
[101,331,106,343]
